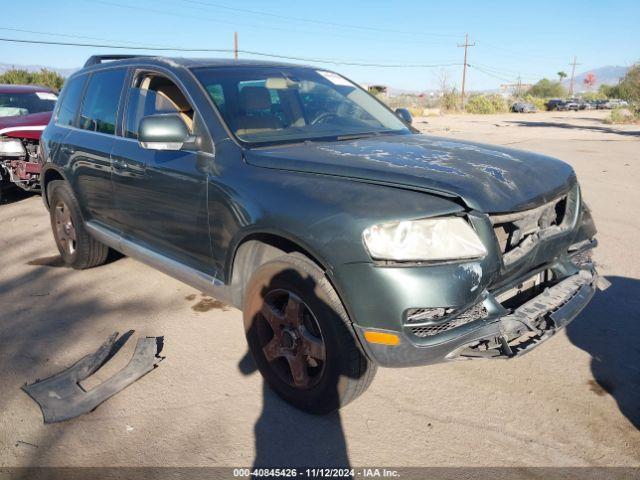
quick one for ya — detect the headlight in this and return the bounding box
[363,217,487,262]
[0,138,26,157]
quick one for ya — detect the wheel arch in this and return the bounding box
[227,231,330,308]
[41,166,67,210]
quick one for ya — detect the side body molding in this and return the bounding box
[85,221,234,305]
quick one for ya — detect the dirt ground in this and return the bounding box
[0,110,638,469]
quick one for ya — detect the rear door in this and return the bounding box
[110,69,214,274]
[65,68,127,226]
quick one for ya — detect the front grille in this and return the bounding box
[405,307,455,323]
[407,303,488,338]
[490,187,578,267]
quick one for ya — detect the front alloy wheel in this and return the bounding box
[257,290,326,389]
[243,254,377,414]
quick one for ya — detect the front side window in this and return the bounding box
[0,91,57,118]
[124,74,194,139]
[79,69,126,135]
[56,75,85,126]
[192,66,409,145]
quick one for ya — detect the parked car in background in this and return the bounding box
[605,99,629,109]
[510,101,536,113]
[557,100,579,111]
[571,99,588,110]
[0,84,57,201]
[545,98,564,111]
[40,55,604,413]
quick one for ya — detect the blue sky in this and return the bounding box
[1,0,638,91]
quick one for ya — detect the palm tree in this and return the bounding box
[557,71,568,82]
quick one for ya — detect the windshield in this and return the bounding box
[192,66,409,145]
[0,91,57,118]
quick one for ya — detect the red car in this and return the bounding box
[0,84,57,201]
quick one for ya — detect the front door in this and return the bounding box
[111,71,214,274]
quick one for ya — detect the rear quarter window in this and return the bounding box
[56,75,86,127]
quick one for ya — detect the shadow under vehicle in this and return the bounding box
[40,55,605,413]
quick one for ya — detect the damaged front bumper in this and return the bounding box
[456,267,603,359]
[353,260,606,367]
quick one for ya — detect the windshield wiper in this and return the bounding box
[335,132,382,141]
[334,130,408,141]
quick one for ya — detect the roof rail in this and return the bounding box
[84,54,151,68]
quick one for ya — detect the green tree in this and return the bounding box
[616,63,640,102]
[34,68,65,90]
[527,78,566,98]
[0,68,65,90]
[439,88,460,112]
[557,71,568,82]
[599,83,619,98]
[0,68,32,85]
[465,94,508,114]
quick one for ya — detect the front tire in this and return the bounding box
[243,254,376,414]
[48,180,109,269]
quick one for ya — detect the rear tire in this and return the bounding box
[48,180,109,269]
[243,253,376,414]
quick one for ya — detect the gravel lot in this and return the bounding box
[1,110,638,469]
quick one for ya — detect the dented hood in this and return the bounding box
[244,134,577,213]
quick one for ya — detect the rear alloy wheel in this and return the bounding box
[53,200,77,256]
[48,180,109,269]
[243,253,376,414]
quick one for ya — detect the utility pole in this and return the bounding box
[568,56,580,96]
[516,75,522,98]
[457,33,475,110]
[234,31,238,60]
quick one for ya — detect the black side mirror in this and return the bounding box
[395,108,413,125]
[138,114,195,151]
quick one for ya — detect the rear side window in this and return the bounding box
[56,76,85,126]
[79,69,126,135]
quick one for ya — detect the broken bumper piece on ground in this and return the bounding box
[22,331,163,423]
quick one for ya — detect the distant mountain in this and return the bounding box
[563,65,629,90]
[0,62,77,78]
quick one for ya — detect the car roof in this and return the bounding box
[0,84,55,94]
[79,56,313,74]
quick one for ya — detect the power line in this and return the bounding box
[476,41,568,63]
[0,25,454,65]
[471,62,539,80]
[0,26,175,49]
[0,36,463,68]
[90,0,455,47]
[468,64,514,83]
[170,0,463,38]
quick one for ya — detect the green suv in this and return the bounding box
[40,55,603,413]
